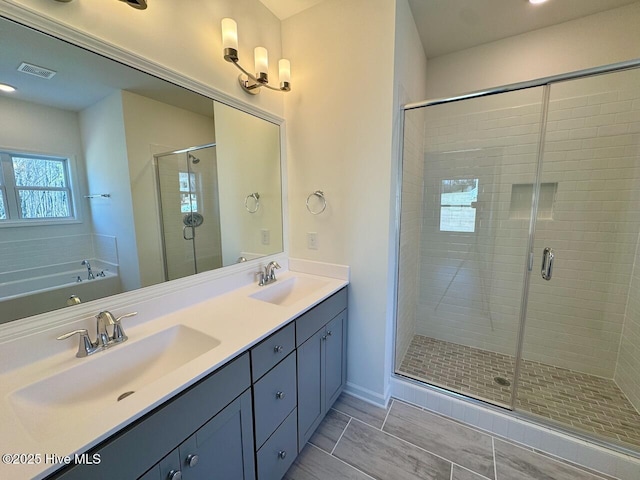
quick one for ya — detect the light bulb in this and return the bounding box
[255,47,269,83]
[221,18,238,61]
[279,59,291,91]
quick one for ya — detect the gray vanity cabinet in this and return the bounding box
[49,353,255,480]
[250,324,298,480]
[141,391,255,480]
[296,288,347,452]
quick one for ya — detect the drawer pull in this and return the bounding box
[276,391,286,400]
[278,450,287,460]
[274,345,284,353]
[167,470,182,480]
[186,454,199,468]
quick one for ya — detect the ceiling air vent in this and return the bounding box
[17,62,57,80]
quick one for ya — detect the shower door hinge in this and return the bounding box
[528,252,534,271]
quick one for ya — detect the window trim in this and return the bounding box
[0,149,82,228]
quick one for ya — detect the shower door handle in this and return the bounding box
[183,225,195,241]
[541,247,554,281]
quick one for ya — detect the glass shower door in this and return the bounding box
[517,68,640,449]
[156,145,222,281]
[397,87,546,408]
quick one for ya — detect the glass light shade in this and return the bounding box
[221,18,238,50]
[254,47,269,76]
[278,59,291,84]
[0,83,16,93]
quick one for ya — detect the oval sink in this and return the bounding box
[250,276,329,306]
[9,325,220,441]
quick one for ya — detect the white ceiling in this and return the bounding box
[0,17,213,114]
[259,0,640,58]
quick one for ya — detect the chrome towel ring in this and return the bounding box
[245,192,260,213]
[306,190,327,215]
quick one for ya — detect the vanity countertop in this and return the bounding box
[0,262,348,480]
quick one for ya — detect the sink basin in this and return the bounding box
[250,276,329,306]
[9,325,220,441]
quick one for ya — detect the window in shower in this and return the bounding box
[0,152,75,221]
[439,178,478,232]
[179,171,198,213]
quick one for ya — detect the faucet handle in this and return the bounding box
[110,312,137,343]
[57,329,95,358]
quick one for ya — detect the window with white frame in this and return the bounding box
[0,151,75,222]
[440,178,478,233]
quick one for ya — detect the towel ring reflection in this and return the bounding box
[245,192,260,213]
[306,190,327,215]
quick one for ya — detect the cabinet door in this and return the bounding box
[296,328,323,452]
[180,390,255,480]
[324,311,346,409]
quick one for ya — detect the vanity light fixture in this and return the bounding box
[221,18,291,95]
[0,83,16,93]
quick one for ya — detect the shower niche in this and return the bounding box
[508,182,557,220]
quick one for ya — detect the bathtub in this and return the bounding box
[0,265,122,324]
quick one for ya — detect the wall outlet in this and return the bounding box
[307,232,318,250]
[261,229,270,245]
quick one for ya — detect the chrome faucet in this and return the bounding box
[258,261,281,286]
[57,311,137,357]
[81,259,95,280]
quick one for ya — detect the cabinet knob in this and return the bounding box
[327,330,333,336]
[274,345,284,353]
[276,391,286,400]
[321,335,327,341]
[167,470,182,480]
[278,450,287,460]
[186,454,199,468]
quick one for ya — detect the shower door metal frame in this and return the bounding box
[153,142,216,282]
[393,57,640,457]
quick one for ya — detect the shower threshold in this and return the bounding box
[398,335,640,451]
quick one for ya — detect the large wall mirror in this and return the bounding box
[0,16,284,324]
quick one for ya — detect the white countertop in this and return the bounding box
[0,259,348,479]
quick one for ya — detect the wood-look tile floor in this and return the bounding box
[398,335,640,449]
[285,393,617,480]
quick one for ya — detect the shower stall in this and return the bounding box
[395,63,640,454]
[154,143,223,281]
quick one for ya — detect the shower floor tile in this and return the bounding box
[398,335,640,450]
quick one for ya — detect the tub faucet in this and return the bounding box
[81,259,95,280]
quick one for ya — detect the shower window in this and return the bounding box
[0,152,74,221]
[439,178,478,232]
[179,171,198,213]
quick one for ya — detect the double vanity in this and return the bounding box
[0,261,349,480]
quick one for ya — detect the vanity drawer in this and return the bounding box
[251,322,295,382]
[296,287,347,346]
[256,408,297,480]
[253,351,297,448]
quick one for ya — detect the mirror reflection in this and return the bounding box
[0,17,284,324]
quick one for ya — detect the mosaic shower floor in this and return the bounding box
[398,335,640,450]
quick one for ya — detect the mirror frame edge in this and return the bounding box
[0,3,290,341]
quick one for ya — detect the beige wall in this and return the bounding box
[120,91,218,287]
[5,0,285,117]
[424,3,640,99]
[213,102,283,266]
[283,0,397,401]
[80,92,140,290]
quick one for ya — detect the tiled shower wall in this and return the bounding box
[417,79,640,379]
[616,235,640,412]
[0,234,118,273]
[396,108,425,366]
